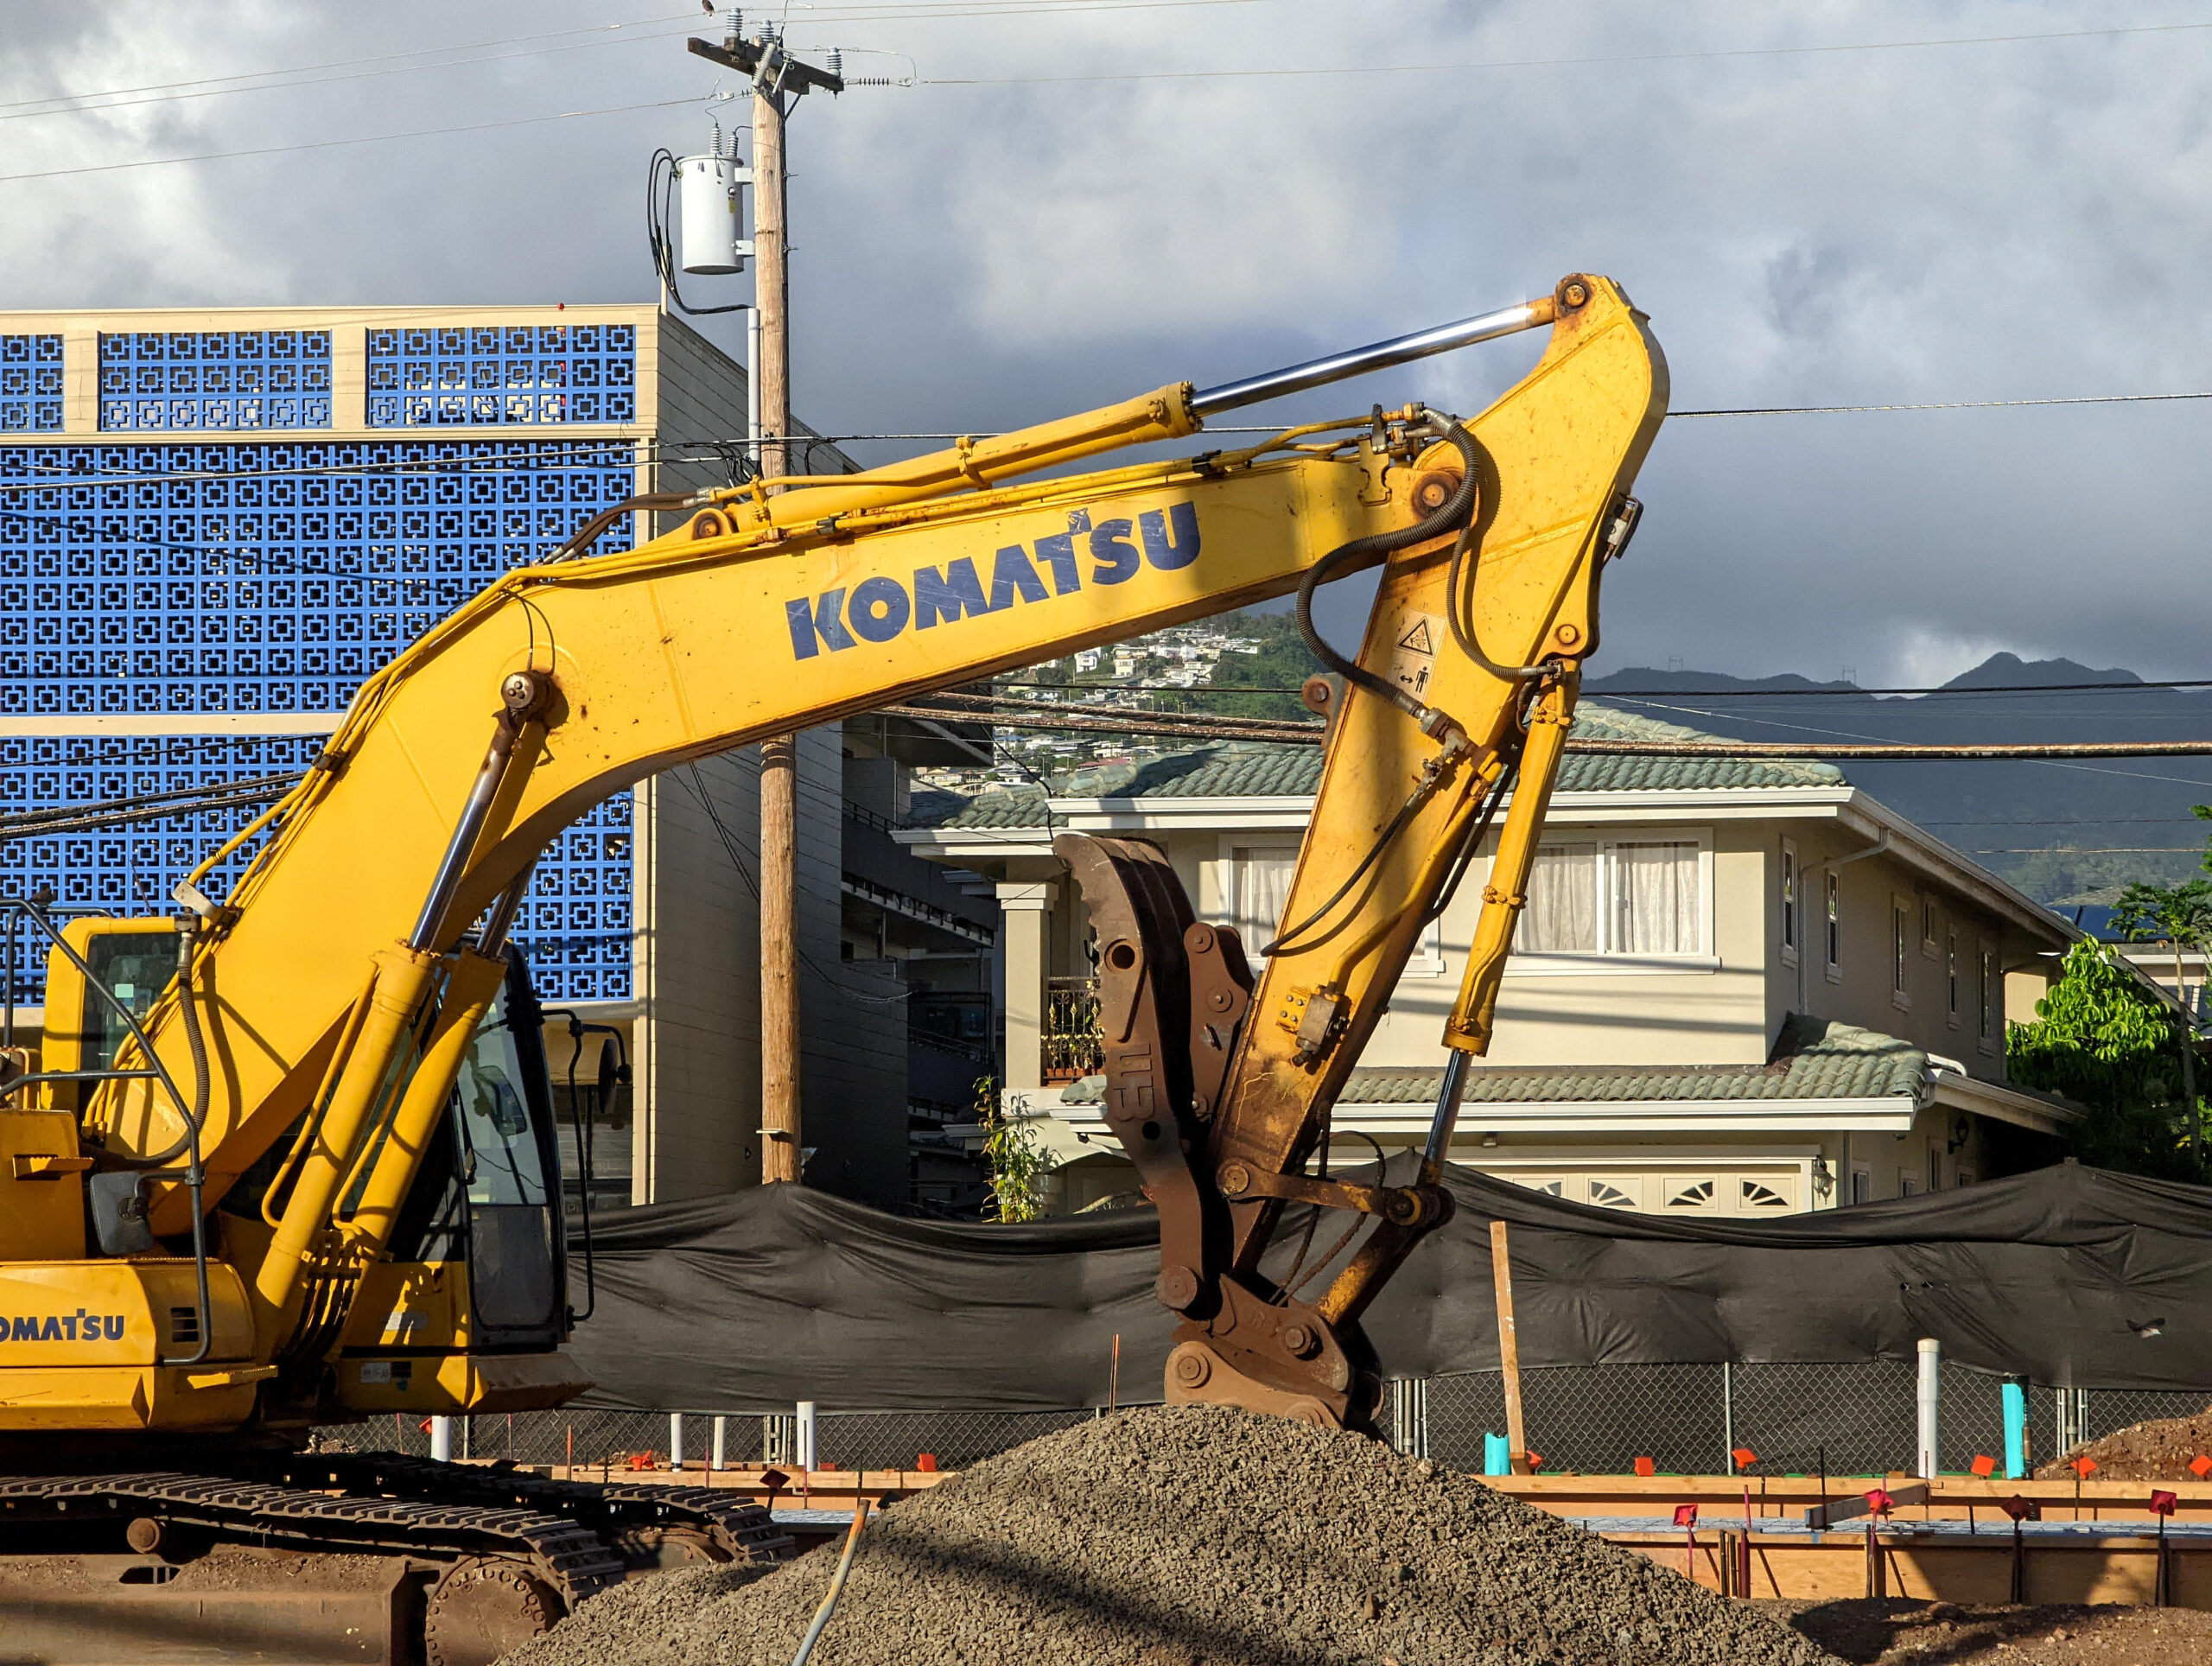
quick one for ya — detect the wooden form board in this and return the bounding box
[1612,1529,2212,1609]
[546,1463,947,1508]
[1483,1472,2212,1525]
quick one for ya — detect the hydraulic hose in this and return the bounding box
[1294,411,1480,729]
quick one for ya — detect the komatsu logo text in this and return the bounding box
[785,502,1200,660]
[4,1308,125,1343]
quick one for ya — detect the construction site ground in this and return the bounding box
[1770,1598,2212,1663]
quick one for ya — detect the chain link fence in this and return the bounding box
[315,1368,2208,1479]
[1423,1364,2203,1477]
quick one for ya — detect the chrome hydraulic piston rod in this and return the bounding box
[1190,293,1564,417]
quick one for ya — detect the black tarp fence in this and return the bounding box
[563,1160,2212,1412]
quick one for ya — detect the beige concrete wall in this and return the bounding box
[632,317,909,1205]
[1177,817,1777,1074]
[0,304,660,438]
[1789,829,2016,1080]
[633,748,765,1199]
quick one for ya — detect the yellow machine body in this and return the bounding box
[0,275,1663,1445]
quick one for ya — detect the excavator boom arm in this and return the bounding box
[71,276,1662,1419]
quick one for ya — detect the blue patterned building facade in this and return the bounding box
[0,311,655,1006]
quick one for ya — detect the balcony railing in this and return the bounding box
[1042,976,1102,1084]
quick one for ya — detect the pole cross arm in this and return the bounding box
[689,35,845,96]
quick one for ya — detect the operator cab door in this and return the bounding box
[385,948,569,1351]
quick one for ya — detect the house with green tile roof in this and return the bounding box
[897,701,2082,1218]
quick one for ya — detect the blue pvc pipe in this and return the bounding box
[2003,1381,2028,1479]
[1484,1432,1510,1476]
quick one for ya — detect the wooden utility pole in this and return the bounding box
[689,22,841,1187]
[752,76,798,1185]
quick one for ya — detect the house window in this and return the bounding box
[1825,872,1841,979]
[1522,843,1599,952]
[1664,1179,1717,1211]
[1956,1169,1975,1187]
[1891,898,1911,1009]
[1780,841,1799,964]
[1850,1166,1872,1205]
[1616,842,1701,954]
[1947,932,1960,1026]
[1922,897,1940,957]
[1517,836,1707,960]
[1230,845,1300,954]
[1979,944,1995,1049]
[1740,1180,1791,1211]
[1898,1173,1919,1199]
[1586,1179,1638,1210]
[1928,1146,1942,1192]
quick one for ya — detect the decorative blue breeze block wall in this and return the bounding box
[0,736,632,1007]
[366,324,636,426]
[0,439,636,715]
[0,436,641,1003]
[99,330,333,431]
[1,336,63,433]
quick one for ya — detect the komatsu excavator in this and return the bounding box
[0,275,1662,1662]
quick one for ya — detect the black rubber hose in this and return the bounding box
[1294,416,1481,725]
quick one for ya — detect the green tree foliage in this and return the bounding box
[1180,610,1322,722]
[974,1076,1052,1223]
[2111,878,2212,956]
[2008,939,2200,1178]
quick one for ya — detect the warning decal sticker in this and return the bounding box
[1389,611,1446,700]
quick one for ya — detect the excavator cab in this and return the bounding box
[24,913,582,1415]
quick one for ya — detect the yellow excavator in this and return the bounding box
[0,275,1663,1662]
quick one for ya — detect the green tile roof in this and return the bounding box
[907,786,1049,830]
[1059,1014,1929,1107]
[903,701,1843,830]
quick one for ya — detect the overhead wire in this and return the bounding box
[993,677,2212,698]
[2,12,2207,180]
[674,765,917,1004]
[0,13,709,123]
[918,16,2212,85]
[0,97,703,184]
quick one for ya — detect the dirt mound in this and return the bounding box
[509,1404,1841,1666]
[2034,1403,2212,1482]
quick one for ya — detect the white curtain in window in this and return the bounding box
[1615,841,1700,955]
[1520,843,1599,952]
[1232,847,1300,952]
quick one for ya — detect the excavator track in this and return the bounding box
[0,1469,624,1603]
[0,1456,791,1665]
[268,1449,794,1565]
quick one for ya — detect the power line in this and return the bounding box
[1597,678,2212,698]
[4,13,2205,182]
[0,0,1272,130]
[0,96,699,184]
[901,698,2212,762]
[1967,848,2207,855]
[0,12,704,123]
[994,677,2212,699]
[920,17,2212,86]
[1673,391,2212,418]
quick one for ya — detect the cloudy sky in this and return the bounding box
[4,1,2209,685]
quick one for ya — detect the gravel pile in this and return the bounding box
[509,1404,1842,1666]
[2035,1402,2212,1481]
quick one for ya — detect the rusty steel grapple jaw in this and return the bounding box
[1055,831,1385,1434]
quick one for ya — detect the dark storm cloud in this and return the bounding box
[3,0,2207,683]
